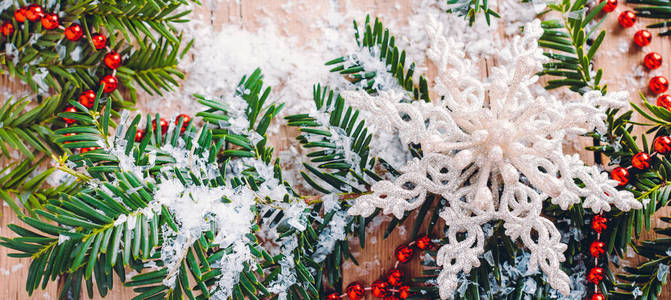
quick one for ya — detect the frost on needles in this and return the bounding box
[0,70,320,300]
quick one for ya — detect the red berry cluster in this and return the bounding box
[1,4,123,126]
[587,215,608,300]
[134,114,192,142]
[324,236,434,300]
[604,1,671,100]
[610,135,671,186]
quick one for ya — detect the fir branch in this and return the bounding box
[286,84,380,195]
[596,97,671,298]
[0,158,79,217]
[538,0,607,94]
[325,15,431,101]
[85,0,196,47]
[2,71,323,300]
[445,0,501,25]
[610,216,671,299]
[1,1,195,103]
[196,68,283,164]
[119,37,188,99]
[0,96,63,159]
[627,0,671,36]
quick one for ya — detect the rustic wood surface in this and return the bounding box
[0,0,669,299]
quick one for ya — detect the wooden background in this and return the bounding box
[0,0,669,299]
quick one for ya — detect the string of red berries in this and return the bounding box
[594,7,666,298]
[610,132,671,187]
[603,0,671,102]
[133,114,192,143]
[587,214,608,300]
[324,236,435,300]
[1,4,120,124]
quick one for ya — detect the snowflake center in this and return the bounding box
[474,119,517,156]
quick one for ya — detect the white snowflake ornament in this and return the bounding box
[343,19,641,299]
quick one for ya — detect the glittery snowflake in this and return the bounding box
[343,19,641,299]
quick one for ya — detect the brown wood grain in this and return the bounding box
[0,0,669,299]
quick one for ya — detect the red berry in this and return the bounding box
[398,286,411,299]
[345,282,365,300]
[591,293,606,300]
[395,245,414,263]
[587,267,605,284]
[176,114,191,132]
[618,10,636,28]
[650,76,669,94]
[589,241,606,257]
[25,4,44,22]
[634,30,652,47]
[91,33,107,50]
[153,118,169,134]
[41,13,59,30]
[611,167,629,186]
[80,147,99,153]
[62,106,77,124]
[371,280,389,298]
[658,95,671,110]
[644,52,663,70]
[592,215,608,234]
[387,268,404,286]
[632,152,652,170]
[100,75,118,93]
[326,292,341,300]
[64,24,83,41]
[104,51,122,69]
[135,129,145,142]
[602,0,617,12]
[1,22,14,36]
[383,296,400,300]
[654,136,671,154]
[14,8,27,23]
[415,235,433,250]
[78,90,96,109]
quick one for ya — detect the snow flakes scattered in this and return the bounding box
[658,263,669,282]
[341,46,404,92]
[211,239,256,299]
[312,210,348,263]
[148,168,259,294]
[266,255,298,300]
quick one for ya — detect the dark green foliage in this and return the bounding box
[0,96,62,159]
[290,16,441,295]
[0,0,196,212]
[0,158,80,216]
[589,101,671,252]
[538,0,607,93]
[627,0,671,36]
[325,15,430,102]
[286,83,401,291]
[445,0,500,26]
[0,71,321,300]
[0,95,81,215]
[591,97,671,299]
[286,84,378,194]
[0,0,193,97]
[196,68,283,165]
[611,217,671,299]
